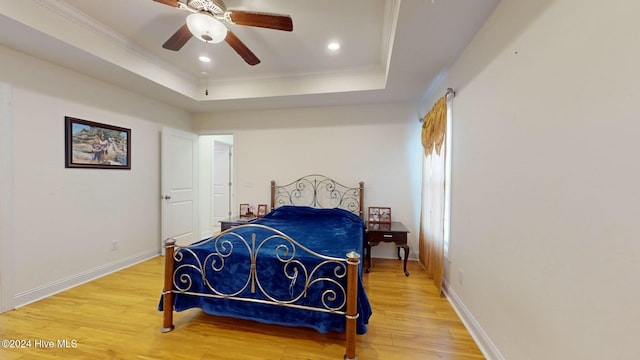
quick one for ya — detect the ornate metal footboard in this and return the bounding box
[161,224,362,360]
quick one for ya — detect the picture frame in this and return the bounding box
[239,203,251,217]
[257,204,268,217]
[65,116,131,169]
[368,207,391,224]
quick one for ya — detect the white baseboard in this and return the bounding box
[13,250,159,308]
[442,279,505,360]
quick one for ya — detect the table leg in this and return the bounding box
[365,243,372,273]
[401,245,409,276]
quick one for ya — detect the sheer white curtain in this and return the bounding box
[419,95,448,291]
[420,141,446,291]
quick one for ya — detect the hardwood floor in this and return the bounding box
[0,257,484,359]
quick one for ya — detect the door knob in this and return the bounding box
[163,195,171,200]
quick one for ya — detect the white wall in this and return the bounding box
[424,1,640,359]
[193,103,424,260]
[0,45,191,307]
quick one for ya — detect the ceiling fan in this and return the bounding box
[153,0,293,66]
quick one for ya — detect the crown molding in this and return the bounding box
[33,0,194,82]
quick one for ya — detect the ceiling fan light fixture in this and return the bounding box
[186,13,227,44]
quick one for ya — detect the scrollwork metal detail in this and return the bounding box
[274,174,361,214]
[170,224,353,315]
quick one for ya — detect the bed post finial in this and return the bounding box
[161,238,176,333]
[344,251,361,360]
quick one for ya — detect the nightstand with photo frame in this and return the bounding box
[365,206,410,276]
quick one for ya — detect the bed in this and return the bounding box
[159,174,371,360]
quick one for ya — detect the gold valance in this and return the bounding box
[421,95,447,156]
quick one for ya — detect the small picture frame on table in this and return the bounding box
[368,207,391,223]
[240,203,251,217]
[257,204,268,217]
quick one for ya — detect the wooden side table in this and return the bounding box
[365,221,410,276]
[219,216,257,231]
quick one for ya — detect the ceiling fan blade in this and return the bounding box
[162,24,192,51]
[153,0,180,8]
[228,11,293,31]
[225,31,260,66]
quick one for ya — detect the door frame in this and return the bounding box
[0,82,14,312]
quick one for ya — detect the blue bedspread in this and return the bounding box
[159,206,372,334]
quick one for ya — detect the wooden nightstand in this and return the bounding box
[219,216,257,231]
[365,221,410,276]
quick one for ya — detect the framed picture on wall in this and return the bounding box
[65,116,131,169]
[368,207,391,224]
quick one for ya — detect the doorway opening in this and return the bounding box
[199,134,233,238]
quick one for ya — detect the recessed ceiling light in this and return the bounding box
[199,56,211,63]
[327,42,340,51]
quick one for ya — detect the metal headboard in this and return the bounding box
[270,174,364,219]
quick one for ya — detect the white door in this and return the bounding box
[161,128,199,249]
[212,141,231,231]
